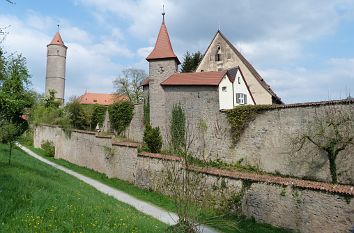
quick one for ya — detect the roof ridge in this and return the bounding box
[216,31,283,103]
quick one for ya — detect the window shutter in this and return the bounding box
[244,94,247,104]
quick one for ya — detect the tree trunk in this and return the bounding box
[328,152,337,184]
[8,143,12,165]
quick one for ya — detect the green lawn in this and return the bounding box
[0,144,168,233]
[25,145,292,233]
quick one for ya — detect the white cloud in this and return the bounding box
[261,58,354,103]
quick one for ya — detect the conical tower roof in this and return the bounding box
[146,19,180,64]
[48,31,67,48]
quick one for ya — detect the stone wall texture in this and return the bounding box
[124,104,144,142]
[34,125,354,233]
[153,98,354,185]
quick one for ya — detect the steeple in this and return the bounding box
[48,29,66,48]
[146,11,180,64]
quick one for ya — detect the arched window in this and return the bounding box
[215,45,222,62]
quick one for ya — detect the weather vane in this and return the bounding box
[57,24,60,32]
[162,4,165,23]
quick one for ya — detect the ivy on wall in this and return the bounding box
[108,101,134,135]
[143,97,150,126]
[226,105,275,145]
[170,104,186,151]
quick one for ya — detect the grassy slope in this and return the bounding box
[26,146,291,233]
[0,144,168,233]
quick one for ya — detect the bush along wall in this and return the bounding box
[108,101,134,135]
[226,105,275,145]
[91,105,107,129]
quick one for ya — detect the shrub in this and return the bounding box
[91,105,107,129]
[18,129,33,146]
[143,124,162,153]
[108,101,134,135]
[65,98,90,130]
[41,140,55,157]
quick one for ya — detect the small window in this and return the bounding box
[236,93,247,105]
[93,99,97,103]
[227,52,231,59]
[238,76,241,84]
[201,70,204,72]
[222,86,227,92]
[215,44,222,62]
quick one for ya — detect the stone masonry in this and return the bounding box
[33,125,354,233]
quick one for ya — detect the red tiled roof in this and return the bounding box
[48,32,66,48]
[146,21,180,64]
[161,70,228,86]
[79,92,128,105]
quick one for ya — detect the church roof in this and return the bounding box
[197,30,283,104]
[161,70,228,86]
[79,92,128,105]
[146,20,180,64]
[48,31,67,48]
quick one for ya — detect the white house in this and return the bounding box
[160,67,254,110]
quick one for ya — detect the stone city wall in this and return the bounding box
[33,125,354,233]
[155,97,354,185]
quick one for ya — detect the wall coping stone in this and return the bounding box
[189,165,354,196]
[112,141,140,148]
[220,99,354,113]
[72,129,96,135]
[138,152,182,161]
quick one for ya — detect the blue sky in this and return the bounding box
[1,0,354,103]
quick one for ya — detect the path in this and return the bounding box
[18,144,217,233]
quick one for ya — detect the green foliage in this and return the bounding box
[65,97,90,130]
[41,140,55,157]
[226,105,275,144]
[18,128,33,146]
[143,97,150,126]
[91,105,107,129]
[109,101,134,135]
[30,103,70,127]
[170,104,186,151]
[0,49,34,164]
[43,90,61,108]
[143,124,162,153]
[181,51,203,72]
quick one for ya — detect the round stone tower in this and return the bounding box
[45,31,67,103]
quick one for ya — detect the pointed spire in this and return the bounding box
[48,27,66,48]
[146,11,180,64]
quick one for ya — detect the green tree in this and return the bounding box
[65,97,90,130]
[108,101,134,135]
[113,68,147,104]
[180,51,203,73]
[170,104,186,152]
[0,50,34,163]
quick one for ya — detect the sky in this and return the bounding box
[1,0,354,104]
